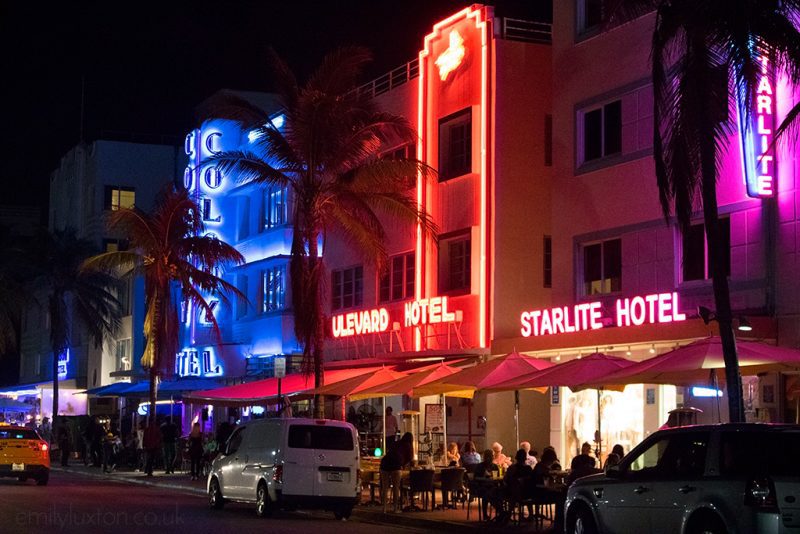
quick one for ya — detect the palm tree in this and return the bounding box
[209,47,436,417]
[608,1,800,421]
[87,187,244,419]
[26,228,123,420]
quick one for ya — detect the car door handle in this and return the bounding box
[678,485,696,494]
[634,486,649,494]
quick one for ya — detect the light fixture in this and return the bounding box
[626,346,632,356]
[555,355,561,362]
[577,353,583,359]
[737,316,753,332]
[649,344,656,354]
[698,306,716,325]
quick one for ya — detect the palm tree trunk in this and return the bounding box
[700,136,745,423]
[52,348,59,421]
[308,232,326,419]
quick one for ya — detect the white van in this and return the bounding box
[207,418,361,519]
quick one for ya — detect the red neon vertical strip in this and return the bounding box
[416,47,427,352]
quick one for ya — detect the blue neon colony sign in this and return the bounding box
[178,126,226,377]
[57,349,70,380]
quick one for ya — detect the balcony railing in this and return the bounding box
[501,18,552,44]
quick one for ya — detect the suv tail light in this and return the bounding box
[744,477,777,509]
[273,465,283,484]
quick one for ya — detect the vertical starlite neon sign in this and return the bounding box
[738,51,776,198]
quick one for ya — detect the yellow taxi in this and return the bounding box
[0,424,50,485]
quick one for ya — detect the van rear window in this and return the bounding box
[0,429,39,440]
[720,430,800,477]
[288,425,354,451]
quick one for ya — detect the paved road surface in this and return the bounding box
[0,470,424,534]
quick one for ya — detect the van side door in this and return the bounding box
[282,424,319,497]
[219,427,248,499]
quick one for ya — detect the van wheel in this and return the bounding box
[334,506,352,520]
[256,483,272,517]
[209,478,224,509]
[687,512,725,534]
[36,473,49,486]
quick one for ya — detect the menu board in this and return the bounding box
[424,404,444,433]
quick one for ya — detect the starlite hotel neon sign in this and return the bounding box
[738,51,776,198]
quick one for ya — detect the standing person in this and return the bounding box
[384,406,399,446]
[143,420,161,477]
[160,418,178,474]
[135,422,145,472]
[39,417,53,446]
[90,417,104,467]
[379,432,413,513]
[56,418,72,467]
[188,422,204,481]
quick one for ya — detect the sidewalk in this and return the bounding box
[51,464,557,532]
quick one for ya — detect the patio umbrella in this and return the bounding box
[0,397,34,413]
[352,363,462,399]
[489,353,636,460]
[414,350,554,448]
[582,337,800,388]
[304,367,408,454]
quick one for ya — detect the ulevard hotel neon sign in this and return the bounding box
[331,296,459,338]
[520,292,686,338]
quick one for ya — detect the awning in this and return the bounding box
[81,382,134,396]
[86,378,225,400]
[182,367,382,406]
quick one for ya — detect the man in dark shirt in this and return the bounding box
[160,419,179,474]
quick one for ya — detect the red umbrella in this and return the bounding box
[489,353,636,391]
[183,367,381,406]
[584,337,800,388]
[354,363,462,399]
[305,367,408,397]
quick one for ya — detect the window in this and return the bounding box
[238,197,250,240]
[583,238,621,295]
[288,425,354,451]
[102,238,128,253]
[104,186,135,211]
[583,100,621,162]
[237,275,248,319]
[383,143,414,161]
[226,427,246,455]
[682,218,730,282]
[262,266,286,313]
[439,233,471,294]
[379,252,415,302]
[263,186,287,229]
[331,266,363,311]
[115,338,132,373]
[438,109,472,180]
[201,198,220,222]
[628,433,708,479]
[543,236,552,288]
[577,0,604,33]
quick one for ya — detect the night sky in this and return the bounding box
[2,0,550,211]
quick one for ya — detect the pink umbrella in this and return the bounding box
[583,337,800,388]
[414,350,554,446]
[354,363,462,399]
[488,352,636,391]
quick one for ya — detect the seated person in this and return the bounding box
[446,441,461,467]
[568,442,598,486]
[603,452,621,471]
[462,441,482,466]
[520,441,538,467]
[495,449,536,522]
[473,449,500,520]
[491,442,512,469]
[532,447,567,531]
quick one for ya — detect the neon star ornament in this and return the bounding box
[435,30,466,81]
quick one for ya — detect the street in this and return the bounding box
[0,470,424,534]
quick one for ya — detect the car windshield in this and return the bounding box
[0,429,39,440]
[720,430,800,477]
[288,425,354,451]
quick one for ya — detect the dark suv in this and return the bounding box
[565,423,800,534]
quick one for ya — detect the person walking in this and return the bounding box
[188,422,204,481]
[379,432,413,513]
[56,418,72,467]
[143,420,161,476]
[160,418,178,474]
[135,422,145,471]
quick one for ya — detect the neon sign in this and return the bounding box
[520,292,686,337]
[435,30,465,81]
[332,308,390,338]
[404,297,458,327]
[738,52,775,198]
[176,348,223,377]
[57,349,70,380]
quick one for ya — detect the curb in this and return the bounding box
[50,466,207,496]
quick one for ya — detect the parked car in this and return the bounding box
[565,423,800,534]
[207,418,360,519]
[0,424,50,485]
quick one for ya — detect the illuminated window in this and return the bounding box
[115,338,132,372]
[104,186,135,211]
[262,266,286,313]
[102,238,128,252]
[263,186,288,229]
[439,233,471,294]
[379,252,415,302]
[543,236,552,288]
[681,218,730,282]
[583,238,621,295]
[439,109,472,181]
[331,266,363,311]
